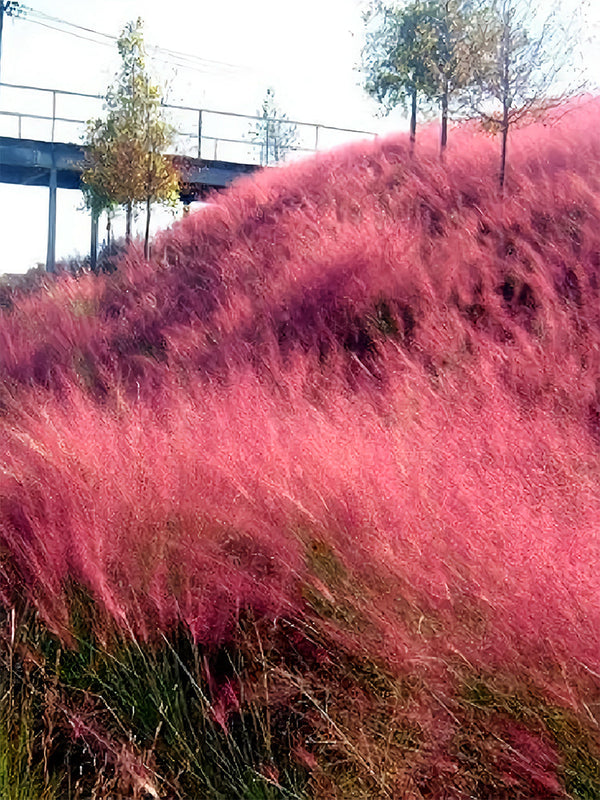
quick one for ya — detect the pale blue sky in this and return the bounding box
[0,0,597,273]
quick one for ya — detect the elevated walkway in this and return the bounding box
[0,81,376,270]
[0,135,259,192]
[0,134,260,271]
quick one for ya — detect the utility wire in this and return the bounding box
[18,16,116,49]
[19,5,251,74]
[19,14,245,75]
[19,5,117,41]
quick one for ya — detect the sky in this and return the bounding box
[0,0,598,274]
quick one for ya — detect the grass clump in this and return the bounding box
[463,676,600,799]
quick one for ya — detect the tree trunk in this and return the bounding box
[90,210,98,273]
[499,105,509,192]
[144,196,151,259]
[499,23,511,193]
[265,120,270,166]
[126,201,132,244]
[410,87,417,153]
[440,79,449,157]
[106,214,111,250]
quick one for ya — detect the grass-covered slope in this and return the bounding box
[2,99,600,798]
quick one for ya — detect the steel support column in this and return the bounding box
[46,166,57,272]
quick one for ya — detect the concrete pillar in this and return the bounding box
[46,167,57,272]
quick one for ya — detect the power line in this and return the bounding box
[18,5,251,75]
[19,5,117,42]
[148,42,244,72]
[19,16,115,49]
[18,13,245,76]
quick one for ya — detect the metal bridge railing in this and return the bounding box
[0,81,376,165]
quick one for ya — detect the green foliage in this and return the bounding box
[363,0,582,176]
[0,700,51,800]
[426,0,491,95]
[463,677,600,799]
[0,608,60,800]
[362,0,493,148]
[82,18,180,251]
[3,588,600,799]
[362,0,439,113]
[35,589,310,799]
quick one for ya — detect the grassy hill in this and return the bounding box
[1,98,600,798]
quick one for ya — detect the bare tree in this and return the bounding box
[248,89,299,165]
[468,0,586,189]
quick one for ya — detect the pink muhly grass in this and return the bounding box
[1,97,600,793]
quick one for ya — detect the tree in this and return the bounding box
[82,18,180,258]
[426,0,491,153]
[467,0,583,189]
[362,0,439,150]
[248,89,299,165]
[362,0,493,154]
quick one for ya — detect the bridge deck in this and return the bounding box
[0,136,262,272]
[0,135,260,195]
[0,81,375,272]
